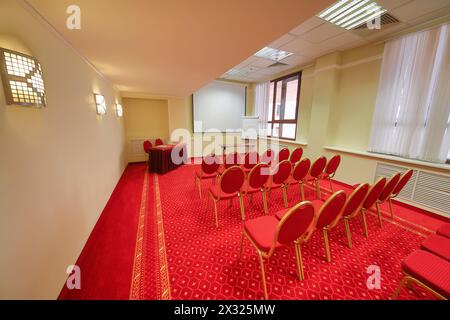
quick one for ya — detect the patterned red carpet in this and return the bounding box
[60,162,448,300]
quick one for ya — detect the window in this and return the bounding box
[267,72,301,140]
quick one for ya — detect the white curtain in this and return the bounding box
[254,82,270,135]
[368,23,450,163]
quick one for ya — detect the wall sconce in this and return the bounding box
[0,47,47,107]
[116,103,123,117]
[94,93,106,115]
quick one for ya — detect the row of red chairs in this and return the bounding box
[239,169,414,299]
[143,138,165,153]
[195,150,341,228]
[392,222,450,300]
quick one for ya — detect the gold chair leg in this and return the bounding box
[238,194,245,221]
[344,218,352,249]
[329,177,334,192]
[197,178,202,198]
[213,199,219,228]
[294,243,304,281]
[257,251,268,300]
[282,186,288,208]
[315,179,321,199]
[239,232,245,259]
[391,276,408,300]
[388,198,394,219]
[376,202,383,228]
[361,209,368,238]
[299,182,305,200]
[229,198,233,207]
[322,228,332,262]
[261,190,268,215]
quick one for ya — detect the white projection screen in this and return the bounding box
[193,81,246,132]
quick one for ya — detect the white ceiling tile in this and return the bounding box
[321,32,366,50]
[407,4,450,25]
[390,0,450,22]
[280,37,333,58]
[289,17,325,36]
[299,22,346,44]
[268,33,297,49]
[279,54,311,67]
[377,0,414,11]
[250,57,277,68]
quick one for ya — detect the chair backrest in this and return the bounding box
[290,147,303,163]
[272,160,292,185]
[379,173,401,202]
[201,154,220,174]
[224,152,243,169]
[277,148,290,162]
[261,149,275,165]
[342,183,369,219]
[292,158,311,182]
[220,166,245,195]
[143,140,152,153]
[363,177,387,210]
[155,138,164,146]
[244,151,260,170]
[391,169,413,197]
[310,156,327,178]
[316,190,347,229]
[248,163,270,189]
[325,155,341,176]
[276,201,316,245]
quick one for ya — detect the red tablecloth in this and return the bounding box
[148,143,187,174]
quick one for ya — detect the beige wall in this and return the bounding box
[0,1,126,299]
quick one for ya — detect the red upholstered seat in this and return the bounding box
[421,234,450,261]
[241,180,260,194]
[155,138,164,146]
[261,149,275,165]
[143,140,152,153]
[277,148,290,162]
[244,216,281,251]
[437,223,450,239]
[401,250,450,299]
[209,184,237,199]
[289,147,303,164]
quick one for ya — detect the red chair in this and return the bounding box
[208,166,245,228]
[322,155,341,192]
[387,169,413,219]
[261,149,275,165]
[155,138,164,146]
[242,163,270,214]
[277,190,347,262]
[239,201,316,299]
[437,223,450,238]
[420,234,450,261]
[268,160,292,208]
[360,177,386,237]
[224,152,243,169]
[277,148,290,162]
[143,140,152,153]
[392,250,450,300]
[287,158,311,201]
[243,151,260,174]
[342,183,370,248]
[194,154,220,198]
[375,172,401,227]
[306,156,327,199]
[289,147,303,164]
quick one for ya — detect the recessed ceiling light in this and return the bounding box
[254,47,293,61]
[317,0,387,30]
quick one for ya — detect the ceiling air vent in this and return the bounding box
[353,12,399,30]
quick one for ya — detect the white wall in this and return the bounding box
[0,1,126,299]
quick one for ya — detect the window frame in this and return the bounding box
[267,71,302,141]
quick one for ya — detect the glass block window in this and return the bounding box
[0,47,46,107]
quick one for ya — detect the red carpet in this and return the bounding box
[59,162,448,300]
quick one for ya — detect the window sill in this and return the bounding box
[259,136,308,147]
[324,146,450,171]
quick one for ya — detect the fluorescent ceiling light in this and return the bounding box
[317,0,387,30]
[254,47,293,61]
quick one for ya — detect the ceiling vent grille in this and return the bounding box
[354,12,399,29]
[268,61,288,67]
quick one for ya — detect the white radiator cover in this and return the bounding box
[375,163,450,217]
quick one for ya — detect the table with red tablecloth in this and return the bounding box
[148,143,187,174]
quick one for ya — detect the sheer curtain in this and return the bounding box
[254,82,270,135]
[368,23,450,163]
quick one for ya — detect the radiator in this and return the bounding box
[375,163,450,216]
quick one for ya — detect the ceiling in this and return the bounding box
[23,0,334,97]
[221,0,450,83]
